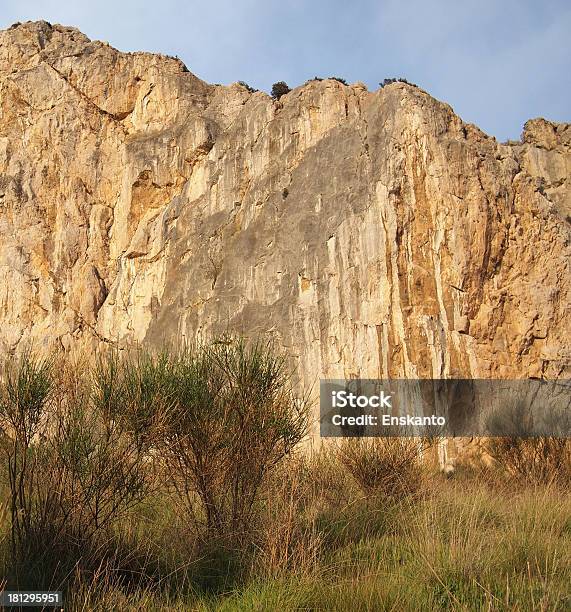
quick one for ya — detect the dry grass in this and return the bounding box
[335,437,428,501]
[1,443,569,610]
[486,437,571,485]
[0,347,569,609]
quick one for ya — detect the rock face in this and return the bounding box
[1,21,570,399]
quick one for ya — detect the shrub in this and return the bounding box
[329,76,347,85]
[237,81,257,93]
[483,397,571,485]
[0,341,309,587]
[379,77,417,88]
[161,337,310,543]
[271,81,291,100]
[336,437,426,501]
[486,437,571,485]
[93,349,177,448]
[0,352,54,560]
[0,352,161,588]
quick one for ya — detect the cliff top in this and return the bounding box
[1,20,569,148]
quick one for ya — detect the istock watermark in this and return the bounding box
[331,389,393,409]
[320,379,571,438]
[330,389,445,428]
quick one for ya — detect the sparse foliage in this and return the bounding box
[0,352,163,587]
[0,346,569,607]
[486,437,571,485]
[379,77,417,88]
[237,81,257,93]
[0,352,54,561]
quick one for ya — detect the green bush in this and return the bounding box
[379,77,417,88]
[0,352,165,588]
[237,80,257,93]
[271,81,291,100]
[1,346,568,608]
[161,337,310,543]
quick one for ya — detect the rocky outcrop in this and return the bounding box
[1,21,570,400]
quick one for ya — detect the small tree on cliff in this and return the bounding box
[271,81,291,100]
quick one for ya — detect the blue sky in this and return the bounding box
[1,0,569,141]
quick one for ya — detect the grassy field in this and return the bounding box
[0,347,569,610]
[2,454,570,611]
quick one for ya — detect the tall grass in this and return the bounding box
[0,344,569,610]
[486,436,571,485]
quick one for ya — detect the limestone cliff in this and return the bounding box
[0,21,570,396]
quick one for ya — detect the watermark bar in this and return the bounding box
[320,379,571,437]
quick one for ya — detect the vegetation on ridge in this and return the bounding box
[271,81,291,100]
